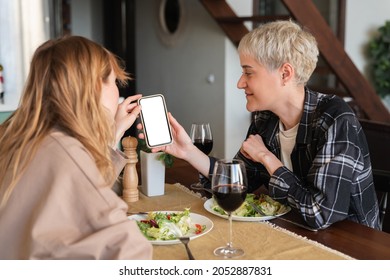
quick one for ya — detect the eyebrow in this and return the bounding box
[241,65,253,69]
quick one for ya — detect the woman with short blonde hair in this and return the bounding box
[156,20,380,230]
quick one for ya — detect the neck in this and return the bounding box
[275,86,305,130]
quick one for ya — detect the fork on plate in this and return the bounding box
[179,237,195,260]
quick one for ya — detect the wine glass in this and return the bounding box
[211,159,247,258]
[190,123,213,190]
[190,123,213,155]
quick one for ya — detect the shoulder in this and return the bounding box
[317,93,353,117]
[48,129,88,152]
[27,130,124,212]
[306,89,358,129]
[35,130,105,185]
[42,130,94,165]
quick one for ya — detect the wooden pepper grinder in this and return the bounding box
[121,136,139,203]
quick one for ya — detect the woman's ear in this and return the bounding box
[280,63,294,86]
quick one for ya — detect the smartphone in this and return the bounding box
[138,94,173,148]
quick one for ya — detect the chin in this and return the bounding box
[246,104,255,112]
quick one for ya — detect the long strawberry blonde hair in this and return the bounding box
[0,36,130,208]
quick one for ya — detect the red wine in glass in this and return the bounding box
[212,184,247,212]
[193,139,213,155]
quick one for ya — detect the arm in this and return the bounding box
[241,134,283,175]
[149,113,211,178]
[235,120,279,193]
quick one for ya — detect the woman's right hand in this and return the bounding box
[138,113,210,176]
[151,113,195,160]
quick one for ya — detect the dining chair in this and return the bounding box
[360,119,390,232]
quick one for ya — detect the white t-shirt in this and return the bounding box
[278,121,299,171]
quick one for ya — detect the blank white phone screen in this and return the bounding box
[139,95,172,147]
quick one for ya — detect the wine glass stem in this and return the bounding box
[228,212,233,248]
[198,173,203,182]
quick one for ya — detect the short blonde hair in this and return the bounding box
[238,20,319,85]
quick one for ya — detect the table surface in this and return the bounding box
[129,183,354,260]
[161,158,390,260]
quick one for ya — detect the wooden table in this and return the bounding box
[129,183,351,260]
[163,158,390,260]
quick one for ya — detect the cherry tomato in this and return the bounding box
[195,224,203,234]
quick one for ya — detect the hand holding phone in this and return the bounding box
[138,94,173,148]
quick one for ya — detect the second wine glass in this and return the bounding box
[190,123,213,191]
[190,123,213,155]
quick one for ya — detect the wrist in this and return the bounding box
[258,151,282,175]
[114,131,124,149]
[182,143,199,162]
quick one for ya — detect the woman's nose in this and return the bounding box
[237,75,246,89]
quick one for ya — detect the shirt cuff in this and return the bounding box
[199,156,217,189]
[269,166,295,200]
[112,148,128,177]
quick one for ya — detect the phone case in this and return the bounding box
[138,94,173,148]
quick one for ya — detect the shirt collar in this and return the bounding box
[296,87,318,144]
[252,87,325,146]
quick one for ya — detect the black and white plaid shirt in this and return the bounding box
[208,88,380,230]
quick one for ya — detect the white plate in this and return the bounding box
[203,198,291,222]
[128,211,214,245]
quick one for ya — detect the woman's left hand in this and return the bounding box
[114,94,142,146]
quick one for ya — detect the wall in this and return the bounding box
[134,0,389,158]
[345,0,390,78]
[3,0,389,131]
[71,0,103,44]
[344,0,390,111]
[0,0,50,113]
[136,0,251,159]
[0,111,12,123]
[0,0,104,123]
[224,0,253,157]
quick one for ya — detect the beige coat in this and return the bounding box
[0,130,152,259]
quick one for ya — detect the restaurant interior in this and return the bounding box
[0,0,390,260]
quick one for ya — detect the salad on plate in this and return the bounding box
[212,193,290,217]
[135,209,206,241]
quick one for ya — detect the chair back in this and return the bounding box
[360,119,390,232]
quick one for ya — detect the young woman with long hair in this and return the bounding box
[0,36,152,259]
